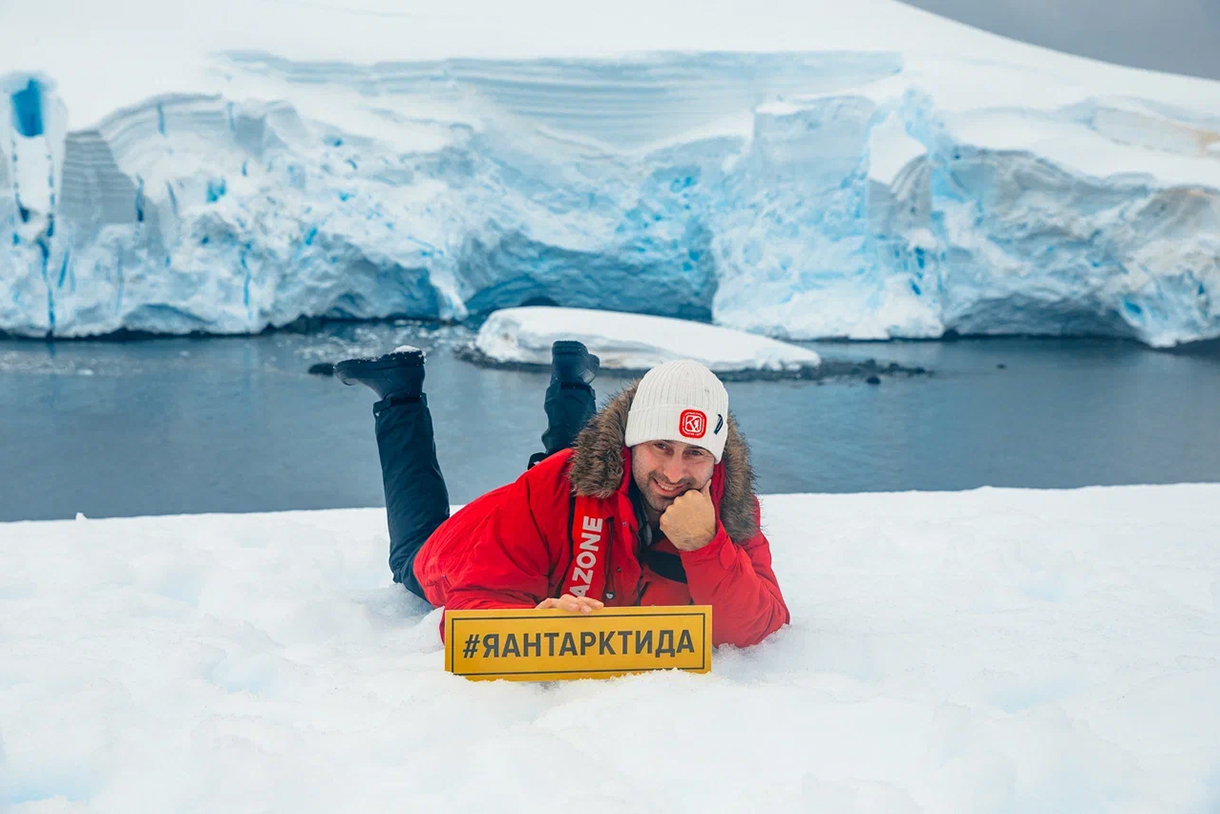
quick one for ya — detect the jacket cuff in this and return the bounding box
[679,525,737,572]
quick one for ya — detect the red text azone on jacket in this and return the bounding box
[413,447,789,648]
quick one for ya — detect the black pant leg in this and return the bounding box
[373,394,450,599]
[539,380,596,459]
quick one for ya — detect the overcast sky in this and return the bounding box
[900,0,1220,80]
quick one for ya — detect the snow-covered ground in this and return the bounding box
[2,1,1219,345]
[3,484,1219,812]
[474,307,821,372]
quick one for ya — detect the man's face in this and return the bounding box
[631,439,715,519]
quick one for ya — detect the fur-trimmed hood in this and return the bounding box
[568,383,760,544]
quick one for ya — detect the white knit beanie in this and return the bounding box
[624,359,730,463]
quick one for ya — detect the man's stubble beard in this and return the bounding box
[640,474,694,518]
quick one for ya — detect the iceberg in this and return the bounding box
[474,306,822,372]
[2,0,1219,345]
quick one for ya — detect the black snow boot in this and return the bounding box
[530,340,600,467]
[335,346,426,402]
[549,340,600,386]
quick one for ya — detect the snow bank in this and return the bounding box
[2,1,1220,345]
[3,485,1219,811]
[474,307,821,372]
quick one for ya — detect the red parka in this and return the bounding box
[413,384,789,648]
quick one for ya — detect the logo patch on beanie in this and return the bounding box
[679,409,707,439]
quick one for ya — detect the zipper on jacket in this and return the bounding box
[629,504,648,604]
[604,520,618,600]
[618,518,645,604]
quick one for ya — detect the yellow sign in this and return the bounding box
[445,605,712,681]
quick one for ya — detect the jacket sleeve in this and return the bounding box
[440,466,566,621]
[679,498,789,648]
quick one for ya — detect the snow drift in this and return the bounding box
[2,0,1219,345]
[3,484,1220,811]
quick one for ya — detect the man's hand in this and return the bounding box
[536,594,604,613]
[660,481,716,551]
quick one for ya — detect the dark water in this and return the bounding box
[2,323,1219,522]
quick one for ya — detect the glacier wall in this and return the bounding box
[2,53,1219,345]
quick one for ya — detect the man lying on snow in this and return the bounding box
[335,342,789,648]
